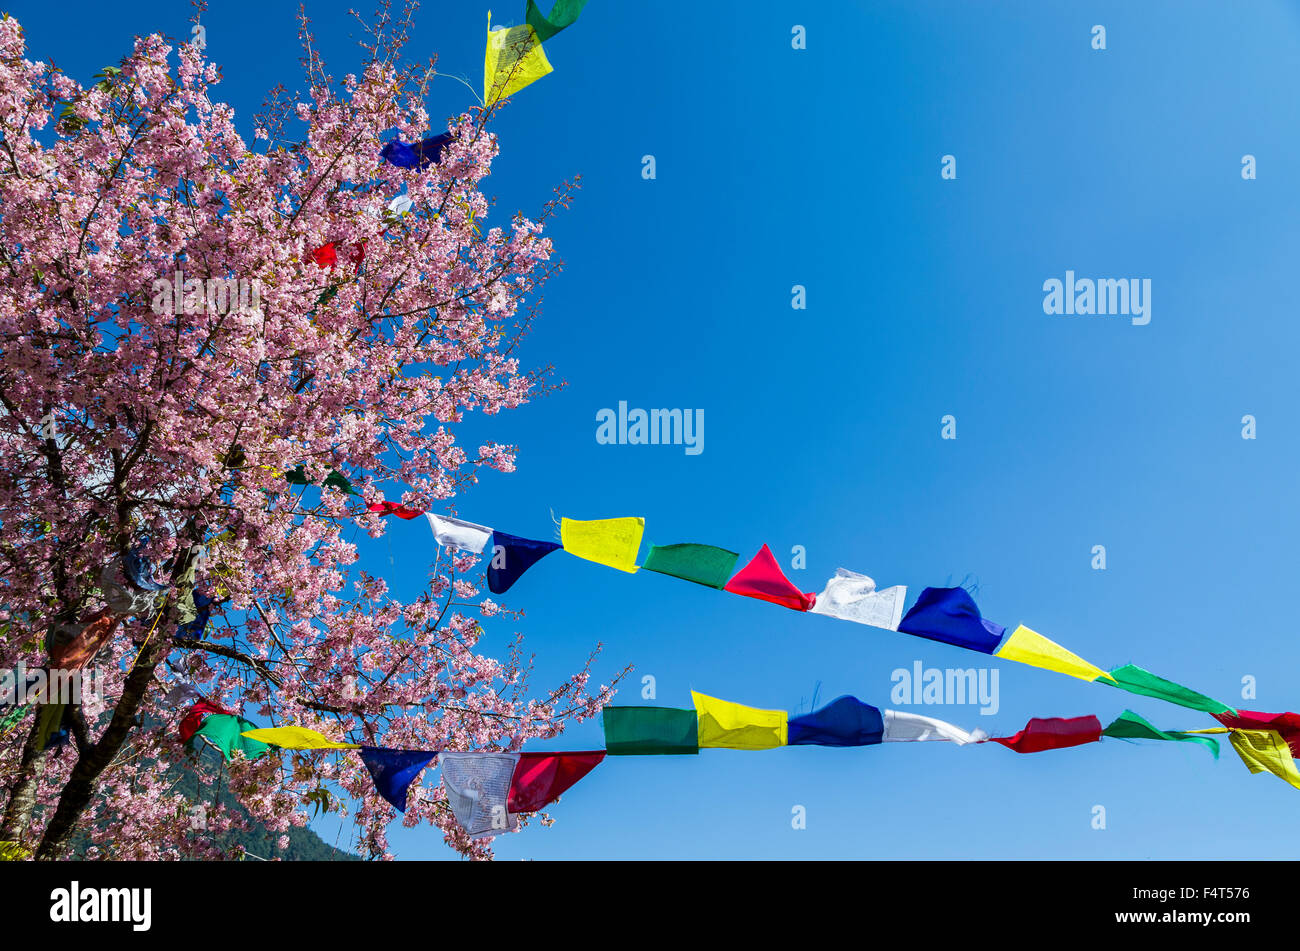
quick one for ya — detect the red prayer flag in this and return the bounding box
[723,544,816,611]
[367,501,424,519]
[507,751,605,814]
[178,699,233,744]
[345,239,367,266]
[992,715,1102,753]
[1214,709,1300,758]
[48,608,121,671]
[312,243,338,268]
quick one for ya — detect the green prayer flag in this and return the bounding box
[1099,664,1234,716]
[283,465,359,496]
[1101,709,1219,758]
[190,714,271,762]
[603,706,699,755]
[0,702,30,736]
[526,0,588,42]
[642,543,740,590]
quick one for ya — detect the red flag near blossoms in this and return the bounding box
[507,751,606,814]
[1214,709,1300,758]
[367,501,424,519]
[312,240,366,269]
[178,699,233,744]
[47,609,121,671]
[992,715,1102,753]
[724,544,817,611]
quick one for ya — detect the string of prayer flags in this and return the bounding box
[897,586,1005,654]
[367,501,424,520]
[1213,709,1300,758]
[881,709,989,745]
[440,751,521,837]
[560,516,644,574]
[1098,664,1234,716]
[425,512,493,554]
[359,748,438,813]
[380,133,454,171]
[507,751,606,813]
[724,544,816,611]
[240,725,361,750]
[692,691,787,750]
[602,706,699,755]
[992,715,1102,754]
[1227,729,1300,792]
[787,695,884,747]
[525,0,587,41]
[178,699,233,744]
[641,543,739,590]
[283,465,359,496]
[1102,710,1220,758]
[191,714,271,762]
[487,530,562,594]
[483,14,553,109]
[995,625,1114,683]
[809,568,906,630]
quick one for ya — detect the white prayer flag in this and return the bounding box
[424,513,492,554]
[163,682,204,707]
[882,709,988,745]
[388,194,413,215]
[809,568,906,631]
[439,752,521,837]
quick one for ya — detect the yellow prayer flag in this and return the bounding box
[240,726,361,750]
[484,15,553,109]
[1228,729,1300,791]
[995,624,1116,683]
[692,691,788,750]
[560,516,644,574]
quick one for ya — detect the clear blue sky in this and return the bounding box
[17,0,1300,859]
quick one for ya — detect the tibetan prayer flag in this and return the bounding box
[881,709,988,745]
[724,544,816,611]
[312,243,337,268]
[367,501,424,520]
[898,587,1005,654]
[1213,709,1300,758]
[359,747,437,813]
[0,841,29,861]
[440,752,521,837]
[380,133,454,171]
[692,691,787,750]
[191,714,271,762]
[995,624,1113,683]
[388,194,413,216]
[484,18,553,109]
[1099,664,1233,715]
[425,512,493,554]
[488,530,562,594]
[175,591,212,640]
[507,751,605,814]
[642,543,738,590]
[1102,710,1219,758]
[602,706,699,755]
[284,466,360,496]
[787,695,883,747]
[163,681,204,708]
[992,715,1102,753]
[48,608,120,671]
[0,702,30,736]
[125,537,169,591]
[178,699,233,744]
[526,0,587,42]
[240,726,360,750]
[560,516,644,574]
[1228,729,1300,792]
[809,568,906,630]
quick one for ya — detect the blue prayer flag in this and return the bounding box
[359,747,438,813]
[125,536,170,591]
[488,530,562,594]
[898,586,1005,654]
[787,695,884,747]
[176,591,213,640]
[380,132,454,171]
